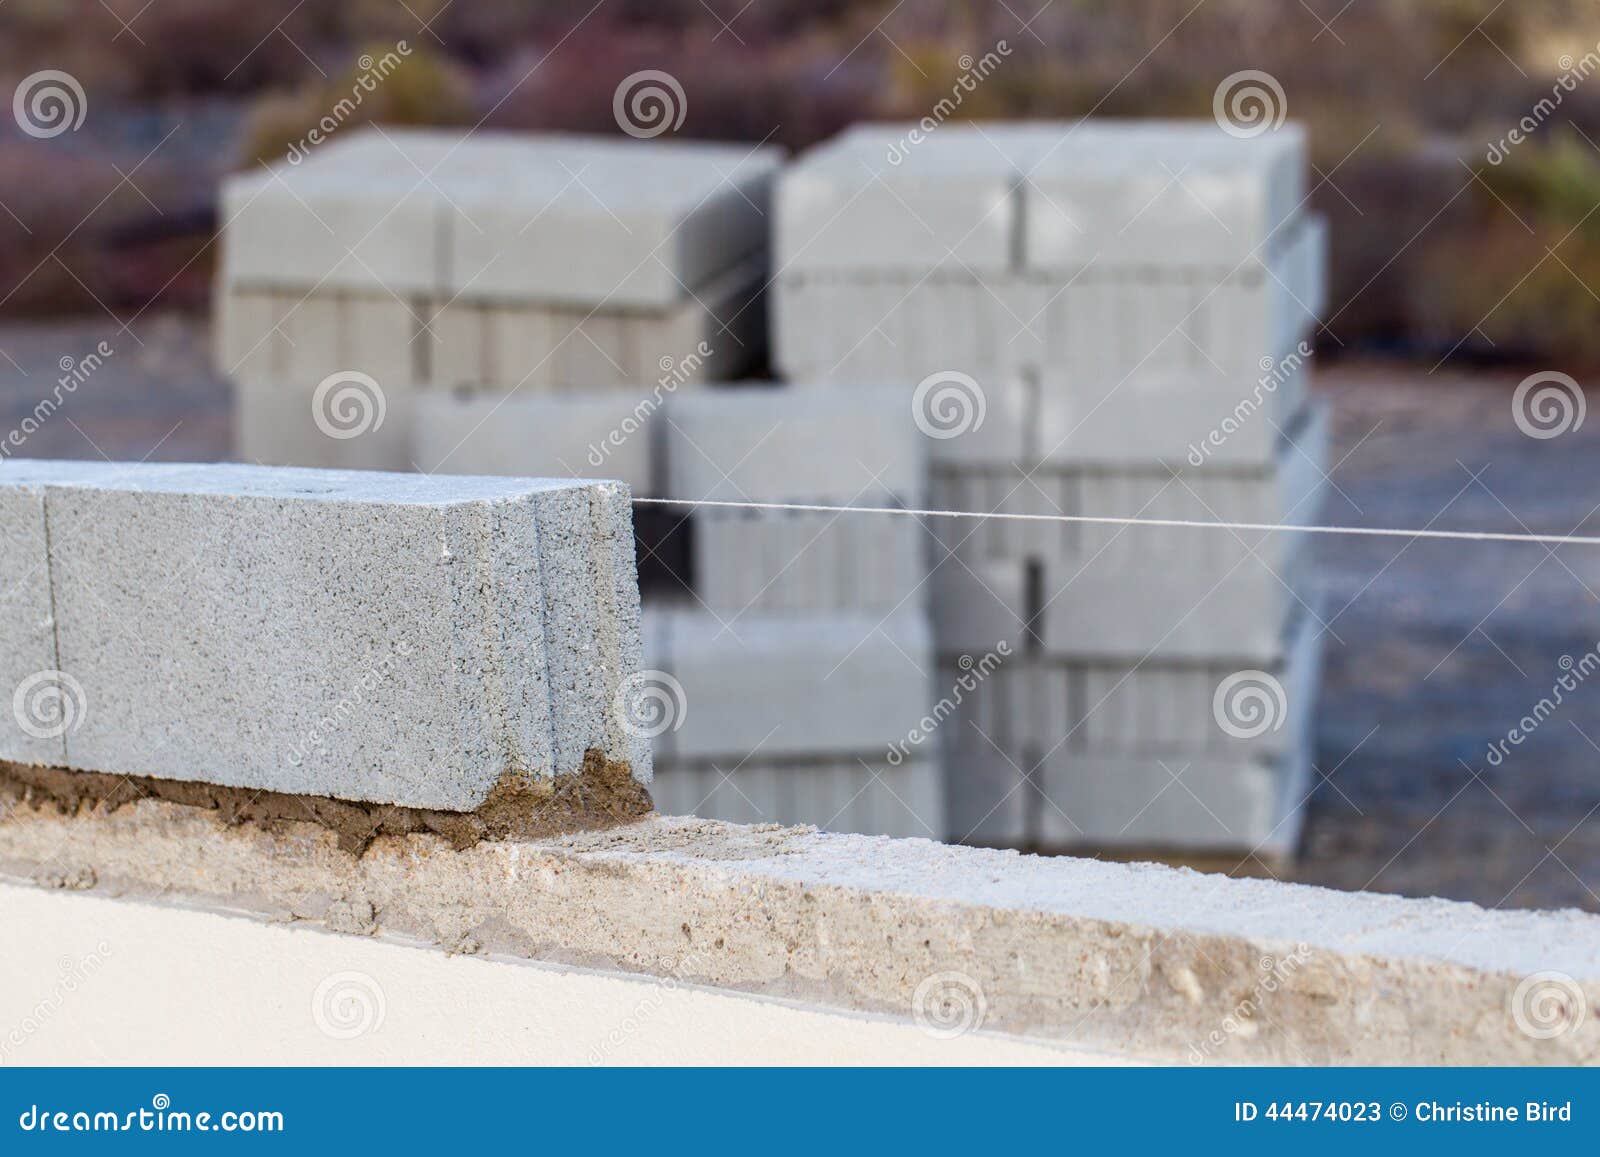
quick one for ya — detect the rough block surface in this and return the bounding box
[0,461,647,809]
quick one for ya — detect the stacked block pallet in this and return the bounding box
[772,121,1329,858]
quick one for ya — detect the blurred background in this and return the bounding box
[4,0,1600,912]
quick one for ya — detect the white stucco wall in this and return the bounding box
[0,884,1112,1066]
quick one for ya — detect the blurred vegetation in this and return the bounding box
[4,0,1600,365]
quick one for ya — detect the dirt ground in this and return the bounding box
[2,314,1598,913]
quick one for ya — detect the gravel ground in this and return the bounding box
[1,314,1597,912]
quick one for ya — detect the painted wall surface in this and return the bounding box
[0,884,1115,1066]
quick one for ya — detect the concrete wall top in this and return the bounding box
[4,800,1598,1065]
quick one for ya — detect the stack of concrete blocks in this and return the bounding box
[642,387,942,837]
[215,127,779,479]
[773,121,1328,859]
[212,128,942,839]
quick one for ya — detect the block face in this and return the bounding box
[650,756,942,838]
[0,463,647,810]
[1036,541,1310,662]
[411,388,662,495]
[221,153,447,295]
[447,136,780,308]
[1037,351,1311,469]
[664,385,923,504]
[655,609,933,762]
[233,368,415,473]
[694,509,924,616]
[1023,122,1307,269]
[221,129,779,309]
[0,482,62,766]
[776,124,1023,275]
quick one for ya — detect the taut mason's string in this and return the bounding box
[632,497,1600,549]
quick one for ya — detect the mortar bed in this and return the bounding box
[0,751,653,855]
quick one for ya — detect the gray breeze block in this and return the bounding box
[0,460,647,810]
[222,128,781,309]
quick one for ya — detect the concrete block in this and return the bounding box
[0,462,647,809]
[1037,349,1311,469]
[485,303,560,392]
[426,299,489,390]
[220,130,456,294]
[346,295,422,389]
[932,403,1328,571]
[1035,538,1311,662]
[649,755,943,839]
[925,462,1069,565]
[280,294,345,386]
[776,123,1025,275]
[1024,121,1308,269]
[648,607,933,764]
[1034,619,1322,854]
[449,134,781,308]
[1032,609,1320,762]
[213,287,291,385]
[234,366,415,472]
[664,384,922,504]
[694,507,924,615]
[410,387,665,496]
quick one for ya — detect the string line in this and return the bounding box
[632,497,1600,549]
